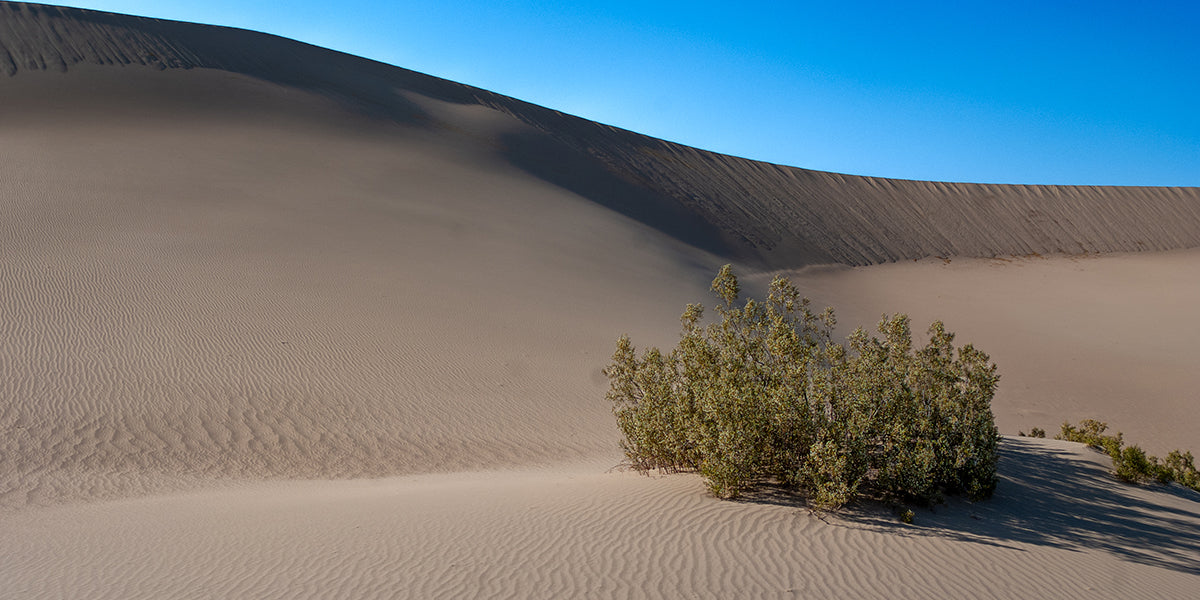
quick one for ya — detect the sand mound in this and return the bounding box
[2,438,1197,599]
[2,1,1199,268]
[0,65,725,506]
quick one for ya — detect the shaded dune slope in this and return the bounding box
[1,4,728,504]
[0,69,715,505]
[3,1,1199,268]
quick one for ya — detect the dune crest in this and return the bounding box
[2,1,1199,268]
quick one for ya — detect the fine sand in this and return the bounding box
[2,3,1198,598]
[3,439,1199,599]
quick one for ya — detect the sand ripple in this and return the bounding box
[3,440,1198,599]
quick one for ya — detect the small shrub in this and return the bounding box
[899,508,915,524]
[1056,419,1122,455]
[1055,419,1200,492]
[1029,427,1046,438]
[606,265,1000,509]
[1164,450,1200,491]
[1113,445,1155,483]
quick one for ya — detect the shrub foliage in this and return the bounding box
[605,265,1001,509]
[1056,419,1200,491]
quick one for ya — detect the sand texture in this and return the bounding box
[3,440,1198,599]
[3,2,1200,268]
[1,2,1198,598]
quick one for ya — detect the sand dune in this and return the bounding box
[3,2,1200,268]
[1,65,719,506]
[2,438,1197,599]
[2,2,1199,597]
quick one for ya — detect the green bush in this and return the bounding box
[1056,419,1200,492]
[1114,445,1157,483]
[1164,450,1200,489]
[605,265,1001,509]
[1056,419,1123,457]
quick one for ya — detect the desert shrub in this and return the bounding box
[1057,419,1123,457]
[1055,419,1200,492]
[605,265,1001,509]
[1113,445,1157,483]
[1164,450,1200,490]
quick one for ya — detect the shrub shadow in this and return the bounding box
[739,438,1200,574]
[945,437,1200,574]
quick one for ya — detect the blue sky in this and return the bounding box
[64,1,1199,186]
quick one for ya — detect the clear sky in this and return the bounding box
[62,1,1199,186]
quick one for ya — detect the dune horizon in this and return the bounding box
[1,2,1198,598]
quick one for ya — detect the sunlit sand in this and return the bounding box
[1,3,1197,598]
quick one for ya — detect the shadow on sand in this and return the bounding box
[738,437,1200,575]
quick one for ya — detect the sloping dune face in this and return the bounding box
[0,6,727,506]
[3,2,1200,268]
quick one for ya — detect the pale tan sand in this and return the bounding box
[0,66,717,507]
[2,439,1198,599]
[2,2,1200,268]
[760,250,1200,454]
[2,2,1200,598]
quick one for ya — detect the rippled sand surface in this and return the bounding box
[2,3,1197,598]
